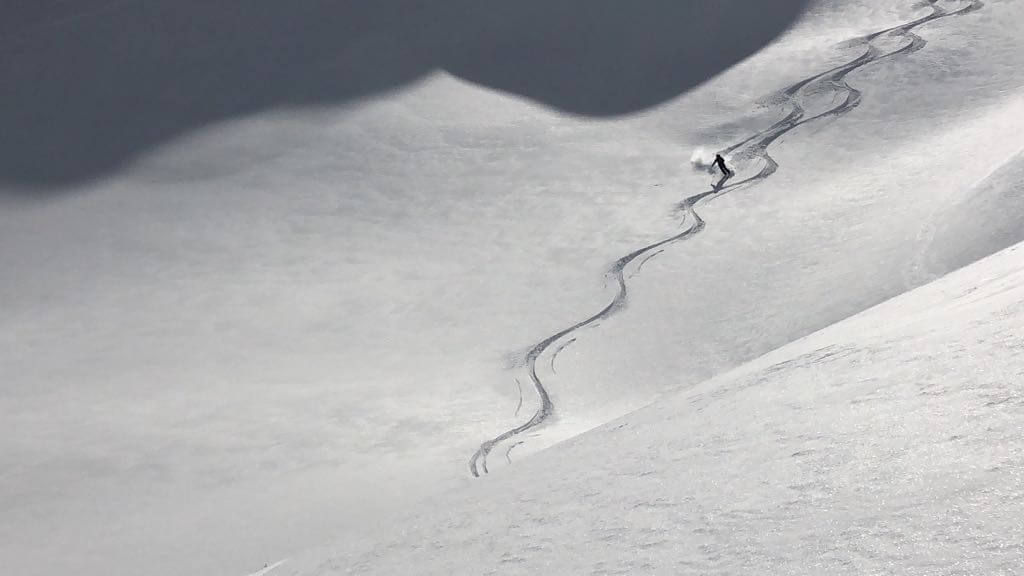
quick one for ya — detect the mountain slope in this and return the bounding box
[3,1,1024,575]
[286,235,1024,575]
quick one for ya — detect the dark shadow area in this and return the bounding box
[1,0,810,194]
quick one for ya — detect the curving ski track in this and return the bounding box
[549,338,577,375]
[469,0,983,477]
[512,377,524,417]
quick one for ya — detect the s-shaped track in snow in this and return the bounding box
[469,0,983,477]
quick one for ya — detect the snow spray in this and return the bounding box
[690,147,732,175]
[690,147,715,173]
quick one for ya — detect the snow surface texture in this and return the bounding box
[287,233,1024,576]
[3,0,1024,574]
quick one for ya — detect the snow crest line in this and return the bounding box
[468,0,983,477]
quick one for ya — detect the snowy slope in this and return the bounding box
[284,234,1024,576]
[3,0,1024,574]
[461,0,1024,474]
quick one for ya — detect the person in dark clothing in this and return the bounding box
[713,153,732,176]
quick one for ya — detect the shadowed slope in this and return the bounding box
[0,0,809,192]
[918,149,1024,277]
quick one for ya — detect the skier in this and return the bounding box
[713,153,732,176]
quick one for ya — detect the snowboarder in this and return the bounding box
[713,153,732,176]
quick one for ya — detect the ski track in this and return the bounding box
[549,337,577,375]
[513,377,524,417]
[630,249,666,279]
[468,0,983,477]
[505,441,524,465]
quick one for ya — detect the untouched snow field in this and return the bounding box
[2,0,1024,574]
